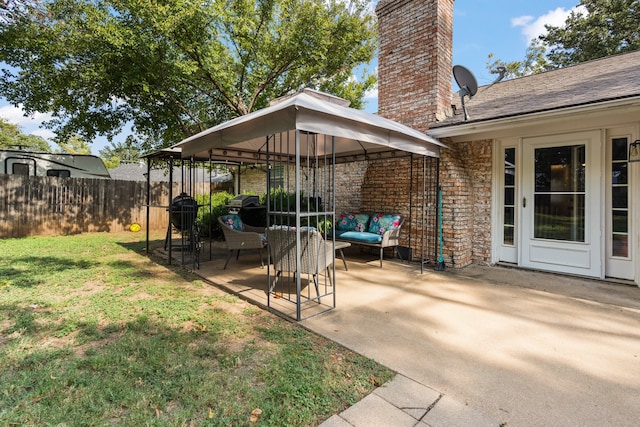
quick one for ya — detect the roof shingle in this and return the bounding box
[432,49,640,128]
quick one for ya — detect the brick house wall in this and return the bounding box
[376,0,454,130]
[239,161,367,211]
[334,162,368,213]
[241,161,368,213]
[439,139,492,267]
[235,0,495,268]
[361,158,412,248]
[239,168,269,195]
[361,157,439,259]
[376,0,493,267]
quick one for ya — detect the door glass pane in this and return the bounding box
[534,194,585,241]
[612,234,628,257]
[612,210,628,233]
[504,226,514,245]
[612,186,628,209]
[610,137,629,258]
[612,163,627,184]
[612,137,628,161]
[533,145,585,242]
[504,187,514,205]
[504,206,514,226]
[535,145,585,192]
[503,148,516,246]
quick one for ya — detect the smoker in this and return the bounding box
[169,192,198,231]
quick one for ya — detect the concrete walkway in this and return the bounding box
[189,244,640,426]
[305,262,640,427]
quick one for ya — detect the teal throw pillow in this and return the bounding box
[221,214,245,232]
[368,214,402,235]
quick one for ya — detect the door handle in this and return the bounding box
[523,197,526,208]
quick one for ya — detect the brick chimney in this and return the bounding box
[376,0,454,132]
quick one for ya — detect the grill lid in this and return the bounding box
[228,195,259,208]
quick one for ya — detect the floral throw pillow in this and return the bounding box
[221,214,245,232]
[337,212,370,232]
[367,214,402,236]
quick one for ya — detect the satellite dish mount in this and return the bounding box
[453,65,478,121]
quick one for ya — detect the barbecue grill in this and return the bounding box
[170,192,198,231]
[227,195,259,214]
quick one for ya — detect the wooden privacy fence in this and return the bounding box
[0,175,219,238]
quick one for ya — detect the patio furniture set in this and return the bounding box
[218,211,404,272]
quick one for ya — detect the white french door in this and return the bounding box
[520,131,603,277]
[496,143,518,264]
[495,130,637,282]
[605,130,635,280]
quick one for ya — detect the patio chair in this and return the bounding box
[266,226,335,301]
[218,214,267,269]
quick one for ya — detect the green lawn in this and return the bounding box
[0,232,393,426]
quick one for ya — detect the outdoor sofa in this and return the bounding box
[333,212,404,267]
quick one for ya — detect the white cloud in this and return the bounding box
[0,103,53,126]
[511,6,587,43]
[30,128,56,140]
[511,15,534,29]
[364,85,378,99]
[0,103,56,141]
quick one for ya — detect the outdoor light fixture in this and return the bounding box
[629,140,640,162]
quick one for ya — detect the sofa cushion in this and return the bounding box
[368,214,402,235]
[337,212,370,232]
[333,229,348,239]
[337,231,382,244]
[221,214,245,232]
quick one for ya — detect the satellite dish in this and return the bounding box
[452,65,478,120]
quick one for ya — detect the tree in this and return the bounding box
[0,0,377,151]
[542,0,640,68]
[99,136,142,169]
[0,117,51,151]
[487,0,640,78]
[0,0,35,25]
[486,40,550,80]
[55,134,92,154]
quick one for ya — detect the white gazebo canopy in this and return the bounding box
[158,90,444,320]
[173,89,445,162]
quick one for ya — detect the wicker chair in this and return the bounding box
[218,214,267,269]
[266,227,335,300]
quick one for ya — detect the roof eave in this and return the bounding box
[427,96,640,139]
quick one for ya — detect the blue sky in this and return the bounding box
[1,0,582,155]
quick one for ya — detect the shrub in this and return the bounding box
[195,191,233,238]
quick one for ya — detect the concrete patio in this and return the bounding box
[169,240,640,426]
